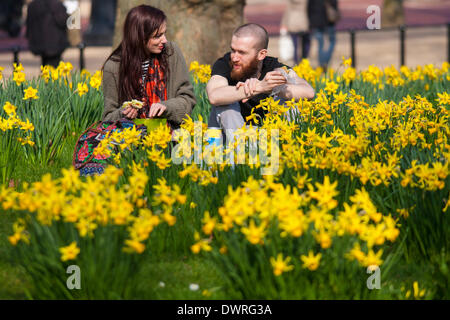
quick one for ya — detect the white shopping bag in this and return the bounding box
[279,29,294,62]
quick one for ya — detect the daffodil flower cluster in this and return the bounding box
[59,241,80,261]
[179,163,219,186]
[40,62,74,83]
[1,60,447,298]
[251,91,449,191]
[404,281,426,300]
[89,70,102,90]
[40,63,102,93]
[189,61,211,84]
[93,125,145,164]
[194,175,400,276]
[0,101,35,145]
[2,164,186,256]
[7,218,30,246]
[0,101,35,184]
[12,63,26,86]
[23,86,39,100]
[292,59,323,86]
[77,82,89,97]
[152,176,187,226]
[289,58,448,93]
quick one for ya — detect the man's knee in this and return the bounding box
[210,102,245,130]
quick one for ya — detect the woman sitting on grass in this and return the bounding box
[102,5,196,129]
[76,5,195,176]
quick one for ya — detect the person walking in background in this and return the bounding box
[0,0,25,38]
[281,0,310,65]
[26,0,69,67]
[308,0,339,71]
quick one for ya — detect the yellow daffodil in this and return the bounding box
[124,239,145,254]
[23,86,39,100]
[8,219,29,246]
[57,61,73,77]
[241,220,267,245]
[270,253,294,276]
[59,242,80,261]
[13,71,26,86]
[191,231,212,254]
[80,69,91,78]
[189,61,211,84]
[342,67,356,84]
[405,281,426,299]
[342,56,352,67]
[90,70,102,90]
[324,80,339,95]
[40,65,51,83]
[13,63,24,72]
[202,211,216,235]
[300,251,322,271]
[77,82,89,97]
[362,249,383,267]
[3,101,16,115]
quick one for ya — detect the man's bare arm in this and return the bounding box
[279,70,315,100]
[207,72,288,106]
[206,75,250,106]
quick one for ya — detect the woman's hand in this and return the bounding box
[148,103,167,118]
[122,106,138,119]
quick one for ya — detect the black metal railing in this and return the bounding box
[1,42,87,70]
[346,23,450,69]
[77,42,86,70]
[3,23,450,70]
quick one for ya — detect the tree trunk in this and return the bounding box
[382,0,405,28]
[113,0,246,65]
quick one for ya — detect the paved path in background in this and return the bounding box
[2,0,449,50]
[245,0,450,35]
[0,0,449,78]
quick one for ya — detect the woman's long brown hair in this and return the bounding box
[103,5,170,105]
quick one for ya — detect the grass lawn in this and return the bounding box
[1,110,448,300]
[0,138,235,300]
[1,61,448,299]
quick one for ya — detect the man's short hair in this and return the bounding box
[232,23,269,51]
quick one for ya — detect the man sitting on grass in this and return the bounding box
[206,23,315,132]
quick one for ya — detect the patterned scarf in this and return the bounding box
[139,58,167,119]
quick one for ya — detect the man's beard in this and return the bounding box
[230,57,260,82]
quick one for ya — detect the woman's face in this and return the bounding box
[146,21,167,54]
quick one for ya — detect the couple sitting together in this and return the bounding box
[102,5,315,136]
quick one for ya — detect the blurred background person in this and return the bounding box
[281,0,310,65]
[0,0,25,38]
[84,0,117,46]
[63,0,83,48]
[308,0,339,71]
[26,0,70,67]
